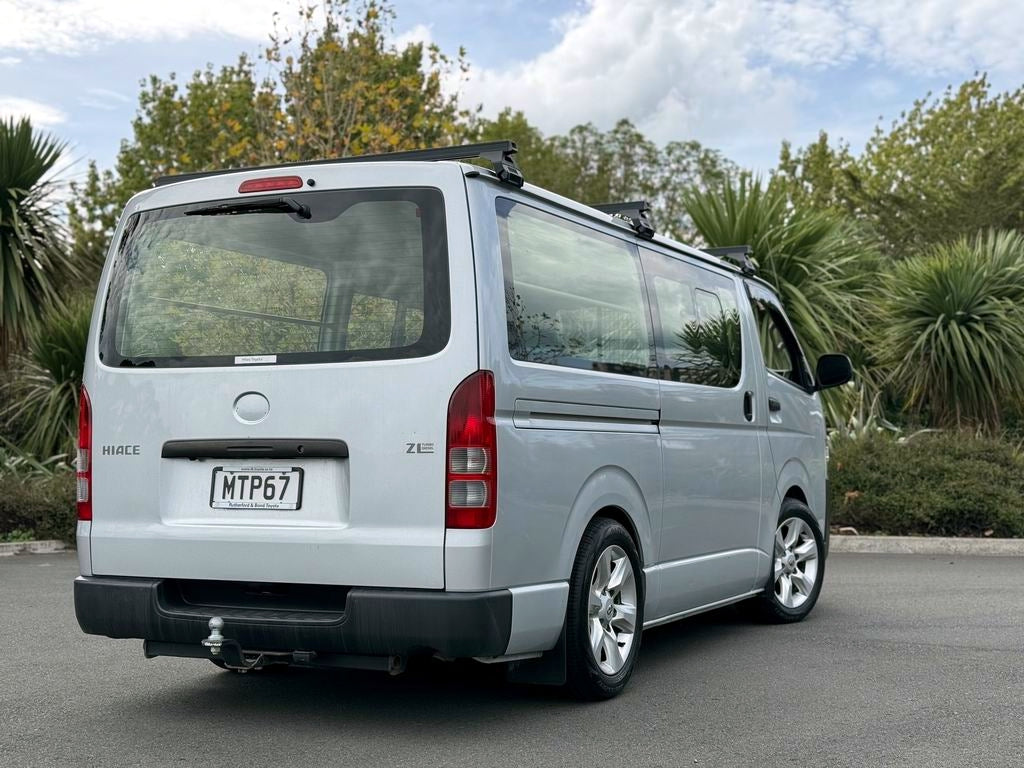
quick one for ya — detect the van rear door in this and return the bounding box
[84,162,475,588]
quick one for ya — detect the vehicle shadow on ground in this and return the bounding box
[109,603,772,731]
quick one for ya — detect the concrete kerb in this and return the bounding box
[0,540,66,556]
[1,537,1021,557]
[830,535,1024,556]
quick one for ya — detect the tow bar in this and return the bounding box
[187,616,407,674]
[201,616,264,671]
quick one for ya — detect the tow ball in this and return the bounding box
[202,617,226,655]
[201,616,261,671]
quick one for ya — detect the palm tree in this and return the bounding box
[682,175,877,370]
[876,229,1024,431]
[0,117,75,364]
[0,298,91,456]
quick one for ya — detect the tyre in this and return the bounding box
[565,517,643,700]
[754,499,825,623]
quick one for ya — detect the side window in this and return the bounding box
[497,199,654,378]
[641,249,743,388]
[750,296,811,388]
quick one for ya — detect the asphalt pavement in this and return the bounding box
[1,552,1022,767]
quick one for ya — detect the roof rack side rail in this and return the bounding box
[702,245,756,275]
[153,140,524,188]
[592,200,656,240]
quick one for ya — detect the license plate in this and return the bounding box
[209,466,304,510]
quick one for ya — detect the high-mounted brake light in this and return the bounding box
[446,371,497,529]
[238,175,304,194]
[77,387,92,521]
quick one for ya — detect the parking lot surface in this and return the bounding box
[1,552,1022,767]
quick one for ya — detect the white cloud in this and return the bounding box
[0,0,283,54]
[0,96,66,126]
[393,23,433,51]
[457,0,1024,165]
[0,55,21,65]
[78,87,132,111]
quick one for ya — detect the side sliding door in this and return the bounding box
[640,248,770,621]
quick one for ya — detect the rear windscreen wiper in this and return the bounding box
[184,196,311,219]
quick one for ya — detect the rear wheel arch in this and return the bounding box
[558,466,654,581]
[589,506,644,568]
[783,484,808,508]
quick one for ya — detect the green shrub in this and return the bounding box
[0,446,76,542]
[0,298,91,457]
[829,432,1024,537]
[875,230,1024,431]
[0,471,76,542]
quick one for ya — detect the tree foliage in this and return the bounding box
[777,75,1024,256]
[270,0,469,162]
[0,118,77,364]
[0,299,91,456]
[875,230,1024,431]
[682,175,876,369]
[69,0,470,271]
[475,110,733,240]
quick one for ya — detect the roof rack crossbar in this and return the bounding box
[703,245,756,275]
[592,200,656,240]
[154,140,524,188]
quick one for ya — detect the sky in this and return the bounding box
[1,0,1023,183]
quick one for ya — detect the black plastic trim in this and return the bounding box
[75,576,512,658]
[162,439,349,460]
[154,140,522,188]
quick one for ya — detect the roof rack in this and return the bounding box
[703,245,756,275]
[592,200,656,240]
[153,140,525,189]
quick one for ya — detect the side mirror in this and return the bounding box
[814,353,853,391]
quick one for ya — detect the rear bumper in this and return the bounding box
[74,575,512,659]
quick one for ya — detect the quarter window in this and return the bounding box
[641,249,743,388]
[750,296,812,388]
[497,199,653,377]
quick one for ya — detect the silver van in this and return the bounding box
[74,142,852,699]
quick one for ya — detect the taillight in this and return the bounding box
[238,175,303,194]
[77,386,92,521]
[446,371,496,529]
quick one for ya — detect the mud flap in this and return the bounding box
[504,626,566,686]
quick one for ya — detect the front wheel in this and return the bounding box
[565,518,644,700]
[754,500,825,623]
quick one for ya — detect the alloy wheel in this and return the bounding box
[773,516,819,609]
[587,544,638,674]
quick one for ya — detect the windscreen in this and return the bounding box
[99,187,449,367]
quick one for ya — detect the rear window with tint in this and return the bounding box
[100,188,448,367]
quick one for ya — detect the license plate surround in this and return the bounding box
[209,465,304,510]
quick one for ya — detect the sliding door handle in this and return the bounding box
[768,397,782,413]
[743,391,754,422]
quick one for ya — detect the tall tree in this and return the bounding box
[68,0,470,272]
[68,56,270,277]
[475,110,733,240]
[0,118,76,364]
[682,175,878,392]
[776,75,1024,257]
[269,0,470,162]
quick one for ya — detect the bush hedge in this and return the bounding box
[829,431,1024,537]
[0,470,76,543]
[3,431,1023,543]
